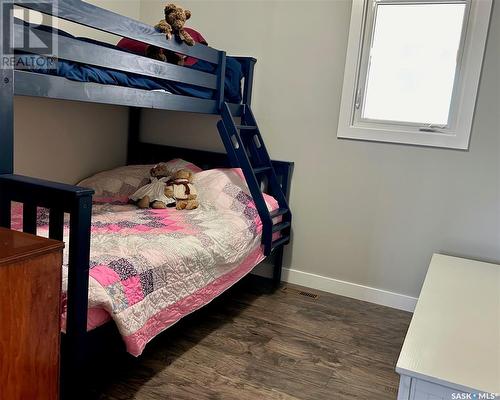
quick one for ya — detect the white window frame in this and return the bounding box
[337,0,492,150]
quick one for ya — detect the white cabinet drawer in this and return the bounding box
[398,376,494,400]
[411,379,466,400]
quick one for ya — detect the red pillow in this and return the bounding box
[117,37,149,56]
[117,27,208,66]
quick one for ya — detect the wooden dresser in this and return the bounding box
[0,227,64,400]
[397,254,500,400]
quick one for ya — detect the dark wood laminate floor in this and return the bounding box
[93,276,412,400]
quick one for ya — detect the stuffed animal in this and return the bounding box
[155,3,195,46]
[165,169,199,210]
[129,163,176,209]
[146,45,185,66]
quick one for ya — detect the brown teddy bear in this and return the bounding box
[146,45,185,66]
[129,163,176,209]
[155,3,195,47]
[165,169,199,210]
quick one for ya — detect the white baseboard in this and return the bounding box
[281,267,417,312]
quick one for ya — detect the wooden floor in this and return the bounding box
[92,276,412,400]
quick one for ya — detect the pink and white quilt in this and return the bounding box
[11,168,279,356]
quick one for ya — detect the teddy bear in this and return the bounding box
[155,3,195,47]
[129,163,176,209]
[146,45,185,66]
[165,169,199,210]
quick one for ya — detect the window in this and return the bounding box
[337,0,492,149]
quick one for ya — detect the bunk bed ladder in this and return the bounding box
[217,102,291,256]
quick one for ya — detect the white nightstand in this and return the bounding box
[396,254,500,400]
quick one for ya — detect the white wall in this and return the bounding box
[14,0,140,183]
[139,0,500,299]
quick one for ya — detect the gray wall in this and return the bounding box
[14,97,128,184]
[140,0,500,298]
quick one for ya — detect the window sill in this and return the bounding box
[337,125,470,150]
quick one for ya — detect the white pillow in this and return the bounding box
[78,159,202,202]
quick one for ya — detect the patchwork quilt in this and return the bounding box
[11,168,278,356]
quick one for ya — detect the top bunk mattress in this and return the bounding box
[14,20,243,103]
[10,167,279,356]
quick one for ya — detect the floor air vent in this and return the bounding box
[282,286,319,300]
[384,386,398,395]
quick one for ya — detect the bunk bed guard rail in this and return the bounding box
[13,0,227,108]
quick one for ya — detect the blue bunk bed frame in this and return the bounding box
[0,0,292,397]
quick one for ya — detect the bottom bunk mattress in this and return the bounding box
[11,167,278,356]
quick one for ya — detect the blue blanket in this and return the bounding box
[15,21,243,103]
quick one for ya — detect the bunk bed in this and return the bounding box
[0,0,292,397]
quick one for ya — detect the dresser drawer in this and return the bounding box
[412,379,466,400]
[398,375,494,400]
[0,228,64,400]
